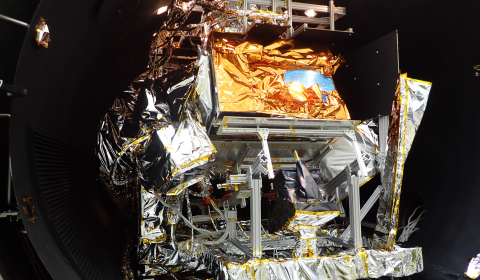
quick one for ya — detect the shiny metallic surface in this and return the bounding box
[35,17,50,48]
[373,74,432,250]
[0,13,29,28]
[201,245,423,279]
[94,0,429,275]
[465,253,480,279]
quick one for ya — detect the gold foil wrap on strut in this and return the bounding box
[374,74,432,250]
[213,39,350,119]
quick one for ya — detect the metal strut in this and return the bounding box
[346,165,362,247]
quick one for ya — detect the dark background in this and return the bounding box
[1,0,480,279]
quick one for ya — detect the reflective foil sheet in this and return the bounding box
[213,39,350,119]
[319,130,379,200]
[201,245,423,279]
[466,253,480,279]
[97,65,216,277]
[195,54,218,129]
[374,74,432,250]
[35,17,50,48]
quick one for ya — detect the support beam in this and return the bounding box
[378,116,389,181]
[250,179,262,257]
[234,144,251,173]
[346,170,362,247]
[309,144,332,167]
[0,80,28,96]
[324,160,359,195]
[291,23,308,39]
[226,210,237,239]
[0,14,29,28]
[344,131,368,177]
[271,0,277,19]
[219,126,352,138]
[287,0,293,38]
[243,0,248,33]
[230,239,253,257]
[340,185,381,240]
[329,0,335,30]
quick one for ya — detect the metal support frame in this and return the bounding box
[324,159,359,194]
[243,0,248,33]
[250,178,262,257]
[0,80,27,96]
[226,210,238,239]
[0,211,19,220]
[219,126,353,138]
[309,144,332,167]
[344,130,368,177]
[340,185,381,240]
[318,233,351,247]
[329,0,335,30]
[378,116,389,180]
[271,0,277,18]
[291,23,308,39]
[230,238,253,257]
[0,14,29,28]
[234,144,251,173]
[346,167,362,247]
[218,117,367,252]
[287,0,293,38]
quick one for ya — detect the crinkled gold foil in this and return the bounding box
[374,74,432,250]
[35,17,51,48]
[213,39,350,119]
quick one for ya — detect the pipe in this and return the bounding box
[0,14,29,28]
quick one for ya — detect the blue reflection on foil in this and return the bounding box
[284,70,335,92]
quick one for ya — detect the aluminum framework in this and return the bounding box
[192,0,346,32]
[214,116,376,255]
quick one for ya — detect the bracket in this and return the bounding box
[0,80,27,97]
[256,128,274,179]
[344,130,368,177]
